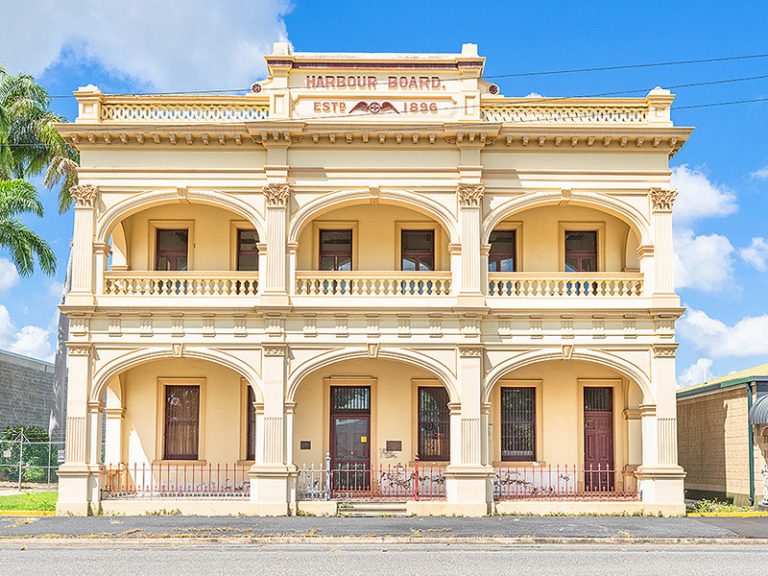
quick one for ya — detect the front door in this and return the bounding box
[583,387,614,491]
[330,386,371,495]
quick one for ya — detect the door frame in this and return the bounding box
[329,392,371,471]
[577,379,625,476]
[323,376,377,470]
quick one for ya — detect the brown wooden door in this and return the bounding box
[330,386,371,495]
[584,387,614,491]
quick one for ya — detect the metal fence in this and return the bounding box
[0,434,64,489]
[493,464,639,501]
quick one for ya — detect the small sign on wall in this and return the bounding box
[299,441,311,450]
[386,440,402,452]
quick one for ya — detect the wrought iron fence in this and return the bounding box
[0,435,64,489]
[297,454,446,501]
[494,464,639,501]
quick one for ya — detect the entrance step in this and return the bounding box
[337,500,409,517]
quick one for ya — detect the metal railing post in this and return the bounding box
[325,452,331,501]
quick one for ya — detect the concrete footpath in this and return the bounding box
[1,515,767,542]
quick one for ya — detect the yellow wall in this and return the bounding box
[489,360,640,470]
[497,205,637,272]
[120,358,247,465]
[118,204,253,271]
[296,204,450,271]
[292,358,444,470]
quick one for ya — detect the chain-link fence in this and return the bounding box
[0,432,64,490]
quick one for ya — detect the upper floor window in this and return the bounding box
[418,386,450,461]
[236,229,259,271]
[500,387,536,462]
[155,229,189,271]
[488,229,517,272]
[401,229,434,271]
[319,229,353,271]
[565,230,598,272]
[163,384,200,460]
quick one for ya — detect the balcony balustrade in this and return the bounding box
[103,272,258,296]
[295,271,452,297]
[487,273,644,298]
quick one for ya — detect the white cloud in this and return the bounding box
[0,258,19,292]
[674,229,735,292]
[524,92,543,98]
[750,166,768,179]
[47,281,65,299]
[2,0,291,91]
[671,164,738,225]
[0,305,54,362]
[679,308,768,358]
[740,237,768,272]
[678,358,713,388]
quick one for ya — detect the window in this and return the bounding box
[401,229,435,271]
[500,387,536,461]
[163,385,200,460]
[246,386,256,461]
[319,229,353,271]
[564,230,598,272]
[236,229,259,271]
[155,229,189,271]
[488,229,517,272]
[418,387,450,461]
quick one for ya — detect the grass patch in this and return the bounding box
[0,491,57,512]
[689,498,750,514]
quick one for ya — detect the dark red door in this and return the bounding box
[330,386,371,495]
[584,387,614,491]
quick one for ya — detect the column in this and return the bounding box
[636,344,686,513]
[445,345,493,515]
[66,184,99,306]
[103,408,125,466]
[456,184,485,306]
[650,188,677,296]
[56,344,99,516]
[261,183,290,305]
[249,344,290,515]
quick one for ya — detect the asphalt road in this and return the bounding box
[1,543,767,576]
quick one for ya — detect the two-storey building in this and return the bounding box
[55,43,691,516]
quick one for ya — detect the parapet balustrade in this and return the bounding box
[487,273,644,298]
[295,271,452,297]
[103,272,259,296]
[480,100,649,124]
[98,96,270,123]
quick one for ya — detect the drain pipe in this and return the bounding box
[747,381,755,507]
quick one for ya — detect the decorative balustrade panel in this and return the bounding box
[100,99,270,123]
[104,273,258,296]
[481,103,648,124]
[494,464,638,501]
[295,272,452,297]
[488,274,643,298]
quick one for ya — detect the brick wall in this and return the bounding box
[678,387,751,504]
[0,350,55,435]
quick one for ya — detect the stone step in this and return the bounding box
[337,501,409,517]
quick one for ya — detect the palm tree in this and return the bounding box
[0,179,55,275]
[0,65,79,275]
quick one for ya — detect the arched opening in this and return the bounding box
[99,357,259,499]
[486,204,644,298]
[101,202,262,296]
[487,359,643,500]
[292,357,453,499]
[293,201,454,297]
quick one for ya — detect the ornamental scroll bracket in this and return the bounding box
[457,184,485,208]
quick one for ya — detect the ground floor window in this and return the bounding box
[246,386,256,461]
[163,385,200,460]
[418,386,450,461]
[500,387,536,461]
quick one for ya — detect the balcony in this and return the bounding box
[295,271,451,297]
[487,273,644,298]
[103,272,258,297]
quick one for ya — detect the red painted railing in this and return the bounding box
[100,462,250,499]
[494,464,638,501]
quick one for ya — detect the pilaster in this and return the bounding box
[66,184,99,307]
[650,188,677,296]
[261,183,291,306]
[456,184,485,306]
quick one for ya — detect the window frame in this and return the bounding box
[396,221,441,272]
[558,222,605,273]
[495,379,543,465]
[240,380,259,462]
[155,377,206,464]
[500,386,537,462]
[312,221,359,271]
[148,220,194,271]
[230,221,261,272]
[488,225,521,272]
[416,384,451,462]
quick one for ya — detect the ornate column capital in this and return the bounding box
[652,343,678,358]
[69,184,100,208]
[262,183,291,207]
[262,343,288,357]
[650,187,677,212]
[457,183,485,208]
[457,344,484,358]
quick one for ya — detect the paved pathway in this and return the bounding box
[1,515,764,540]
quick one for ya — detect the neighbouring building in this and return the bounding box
[54,43,691,516]
[0,349,55,434]
[678,364,768,507]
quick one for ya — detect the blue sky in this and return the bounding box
[1,0,767,385]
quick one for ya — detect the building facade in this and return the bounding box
[678,364,768,508]
[55,43,691,516]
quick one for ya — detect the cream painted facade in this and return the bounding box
[55,43,690,516]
